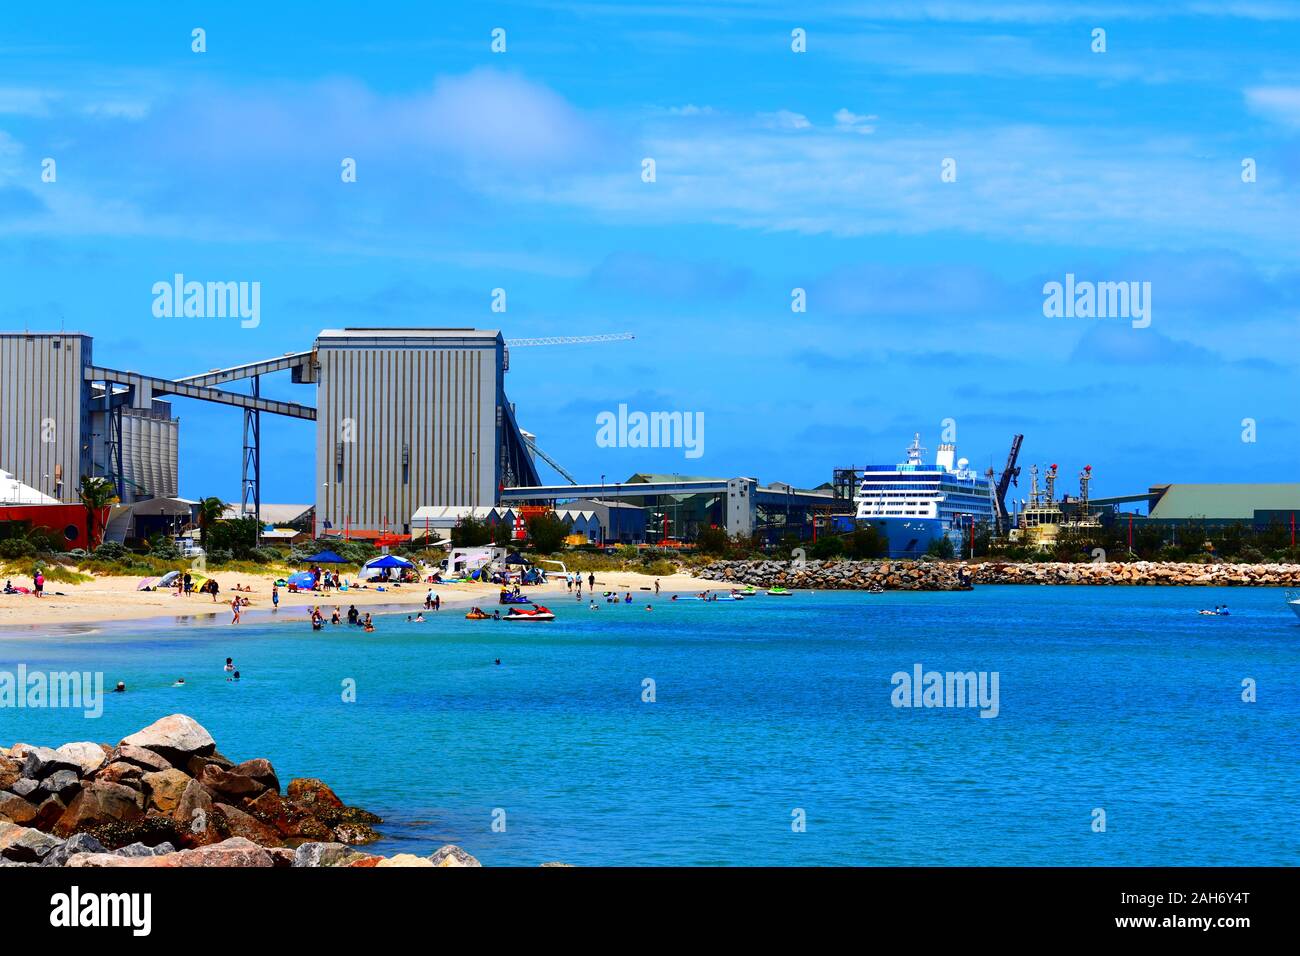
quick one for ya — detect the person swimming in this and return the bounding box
[173,678,185,687]
[113,681,126,693]
[415,612,425,622]
[224,658,234,672]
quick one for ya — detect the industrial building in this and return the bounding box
[1143,483,1300,528]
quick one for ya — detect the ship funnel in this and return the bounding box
[936,443,956,472]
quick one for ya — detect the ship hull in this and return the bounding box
[861,518,968,558]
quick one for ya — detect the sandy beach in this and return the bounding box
[0,566,718,631]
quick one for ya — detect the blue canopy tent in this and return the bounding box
[366,554,414,569]
[306,550,348,564]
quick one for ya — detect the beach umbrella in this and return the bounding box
[136,577,157,591]
[286,571,316,589]
[366,554,413,569]
[305,550,348,564]
[157,570,181,587]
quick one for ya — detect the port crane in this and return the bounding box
[991,434,1023,534]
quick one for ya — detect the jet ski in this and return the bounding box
[766,587,794,596]
[503,604,555,621]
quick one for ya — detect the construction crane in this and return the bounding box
[502,333,633,371]
[991,434,1024,534]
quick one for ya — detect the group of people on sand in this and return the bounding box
[2,571,46,597]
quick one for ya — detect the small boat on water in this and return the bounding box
[465,608,492,620]
[1287,592,1300,621]
[766,587,794,596]
[503,605,555,622]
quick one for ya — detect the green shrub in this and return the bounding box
[94,541,128,560]
[0,538,35,560]
[206,548,234,565]
[696,526,730,556]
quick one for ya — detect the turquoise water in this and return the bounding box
[2,586,1298,866]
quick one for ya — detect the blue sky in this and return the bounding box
[1,1,1297,504]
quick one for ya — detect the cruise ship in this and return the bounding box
[853,433,997,557]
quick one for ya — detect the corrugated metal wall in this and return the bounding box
[90,404,180,502]
[314,341,500,533]
[0,333,91,502]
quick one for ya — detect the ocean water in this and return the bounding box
[1,586,1297,866]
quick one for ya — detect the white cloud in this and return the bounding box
[759,110,811,130]
[833,108,877,134]
[1244,86,1300,127]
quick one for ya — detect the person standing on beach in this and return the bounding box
[654,579,660,596]
[231,597,241,624]
[434,593,441,611]
[272,583,279,611]
[210,579,220,603]
[588,571,595,591]
[33,568,44,598]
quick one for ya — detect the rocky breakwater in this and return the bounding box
[698,559,972,591]
[0,713,450,868]
[973,560,1300,586]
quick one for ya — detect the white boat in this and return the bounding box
[1288,592,1300,621]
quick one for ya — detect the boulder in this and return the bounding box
[54,742,107,777]
[286,777,343,811]
[55,780,144,836]
[0,821,63,863]
[184,753,235,778]
[377,853,433,867]
[176,837,273,868]
[331,822,380,846]
[20,746,77,780]
[84,813,180,851]
[117,841,175,858]
[119,714,215,764]
[39,832,106,867]
[197,763,269,800]
[33,795,67,830]
[65,852,181,868]
[429,844,482,867]
[0,756,20,791]
[292,841,371,868]
[10,778,38,799]
[97,762,144,786]
[111,743,172,774]
[142,768,191,814]
[244,791,331,840]
[38,769,81,799]
[231,758,279,794]
[0,792,36,825]
[172,778,219,848]
[214,803,282,846]
[266,847,295,868]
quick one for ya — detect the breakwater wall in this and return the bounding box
[697,560,1300,590]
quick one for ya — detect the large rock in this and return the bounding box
[197,763,269,800]
[292,842,372,868]
[54,742,107,777]
[111,743,172,773]
[244,791,331,840]
[215,803,282,846]
[39,832,106,867]
[119,715,215,764]
[286,777,343,811]
[331,822,380,845]
[38,769,81,799]
[142,769,191,814]
[20,746,77,780]
[177,837,273,867]
[54,780,144,836]
[32,795,67,830]
[376,853,433,867]
[172,779,219,848]
[0,821,63,862]
[0,792,36,825]
[231,758,279,794]
[10,778,38,799]
[0,756,20,791]
[97,762,144,786]
[429,845,482,867]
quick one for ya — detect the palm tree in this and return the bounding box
[77,476,119,550]
[197,496,229,548]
